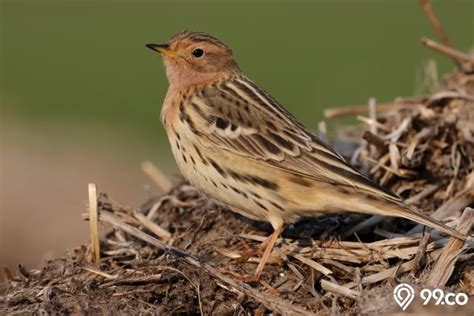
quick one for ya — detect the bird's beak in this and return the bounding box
[145,43,176,57]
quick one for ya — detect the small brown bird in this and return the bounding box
[146,31,464,280]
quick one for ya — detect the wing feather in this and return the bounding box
[188,75,400,201]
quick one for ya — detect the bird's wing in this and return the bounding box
[187,75,400,202]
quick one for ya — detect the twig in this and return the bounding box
[362,131,385,153]
[324,97,423,119]
[321,280,360,300]
[382,117,411,141]
[368,98,377,135]
[354,267,362,294]
[410,230,431,277]
[142,160,173,192]
[146,198,167,220]
[100,274,165,287]
[99,210,313,316]
[421,38,473,64]
[287,263,305,280]
[366,157,416,178]
[403,127,433,162]
[432,187,474,220]
[428,90,474,103]
[426,207,473,288]
[356,116,392,132]
[388,142,400,171]
[133,210,172,241]
[419,0,452,47]
[292,254,333,276]
[240,233,267,242]
[318,121,327,142]
[83,267,118,279]
[88,183,101,264]
[322,259,354,274]
[404,184,439,205]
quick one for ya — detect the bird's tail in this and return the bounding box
[358,198,465,240]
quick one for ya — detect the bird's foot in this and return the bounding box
[222,269,261,282]
[237,237,271,261]
[238,247,265,262]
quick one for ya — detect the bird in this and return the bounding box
[146,31,465,280]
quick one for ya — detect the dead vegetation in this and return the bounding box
[1,2,473,315]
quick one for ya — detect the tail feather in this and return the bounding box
[362,200,465,240]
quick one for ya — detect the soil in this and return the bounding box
[1,182,473,315]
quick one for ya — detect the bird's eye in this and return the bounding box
[192,48,204,58]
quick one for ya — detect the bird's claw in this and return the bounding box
[219,267,261,282]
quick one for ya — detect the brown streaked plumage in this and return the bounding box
[146,31,465,280]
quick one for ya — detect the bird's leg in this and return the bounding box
[238,233,273,260]
[229,223,286,282]
[253,223,285,279]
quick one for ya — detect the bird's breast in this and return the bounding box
[165,113,292,224]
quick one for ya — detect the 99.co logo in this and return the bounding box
[420,288,469,306]
[393,283,468,310]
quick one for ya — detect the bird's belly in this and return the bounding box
[167,131,287,223]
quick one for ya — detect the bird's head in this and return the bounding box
[146,31,239,87]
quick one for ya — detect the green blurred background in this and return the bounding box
[1,0,473,269]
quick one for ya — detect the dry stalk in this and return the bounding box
[83,267,118,279]
[88,183,101,264]
[142,160,173,192]
[419,0,452,47]
[426,207,473,288]
[318,120,327,142]
[421,37,473,64]
[133,210,172,241]
[292,254,332,276]
[323,98,423,119]
[368,97,377,135]
[321,279,360,300]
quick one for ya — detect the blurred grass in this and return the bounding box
[1,0,473,144]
